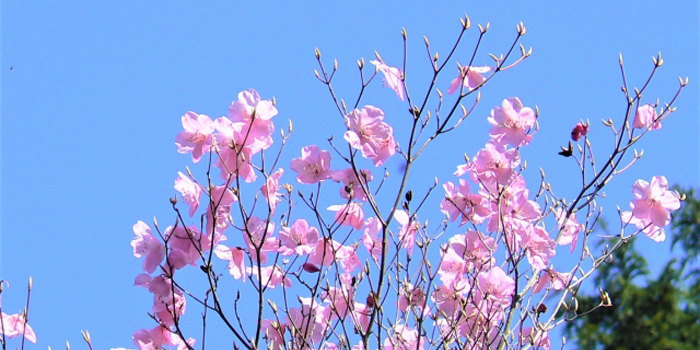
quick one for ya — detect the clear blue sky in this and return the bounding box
[2,2,698,349]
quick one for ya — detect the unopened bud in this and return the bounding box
[170,196,177,205]
[303,263,321,273]
[315,47,321,59]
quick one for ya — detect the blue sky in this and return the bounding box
[2,2,698,349]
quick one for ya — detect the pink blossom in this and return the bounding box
[175,111,215,163]
[249,264,291,289]
[371,58,405,101]
[290,145,333,184]
[335,245,361,272]
[331,168,374,201]
[438,247,468,288]
[633,104,661,130]
[533,269,575,294]
[351,302,372,333]
[520,327,551,350]
[571,121,589,141]
[165,225,208,270]
[484,176,541,233]
[362,217,383,261]
[556,208,583,253]
[440,179,491,225]
[131,220,165,274]
[383,323,426,350]
[394,210,419,255]
[308,238,342,267]
[228,89,278,153]
[447,65,491,94]
[322,282,355,319]
[446,230,496,271]
[213,117,257,182]
[476,266,515,308]
[471,140,520,185]
[205,184,238,235]
[133,325,194,350]
[261,168,284,214]
[147,276,187,326]
[397,283,428,316]
[488,97,536,147]
[344,106,397,166]
[278,219,319,256]
[1,312,36,344]
[327,202,365,230]
[214,245,247,281]
[285,297,332,344]
[242,217,279,263]
[522,224,556,270]
[622,176,680,242]
[174,171,201,216]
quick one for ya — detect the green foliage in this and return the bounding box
[565,186,700,350]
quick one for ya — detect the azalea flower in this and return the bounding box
[290,145,333,184]
[175,111,215,163]
[344,106,397,167]
[487,97,536,147]
[371,58,405,101]
[447,65,491,94]
[174,171,201,216]
[622,175,681,242]
[633,104,661,130]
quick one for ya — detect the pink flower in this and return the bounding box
[344,106,397,166]
[395,210,419,255]
[556,208,584,253]
[133,325,194,350]
[206,184,238,235]
[476,266,515,308]
[261,168,284,214]
[487,97,536,147]
[447,65,491,94]
[633,104,661,130]
[520,327,551,350]
[533,268,575,294]
[522,224,556,270]
[175,111,215,163]
[174,171,201,216]
[249,264,291,289]
[471,140,520,185]
[308,238,342,267]
[446,230,496,271]
[331,168,374,201]
[383,323,426,350]
[397,283,428,316]
[327,203,365,230]
[242,217,279,263]
[131,220,165,274]
[214,245,247,281]
[571,121,589,141]
[371,58,405,101]
[622,176,680,242]
[362,217,383,261]
[165,225,208,270]
[213,117,257,182]
[228,89,278,153]
[147,276,187,326]
[1,312,36,344]
[290,145,333,184]
[440,179,491,225]
[285,297,332,344]
[278,219,319,256]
